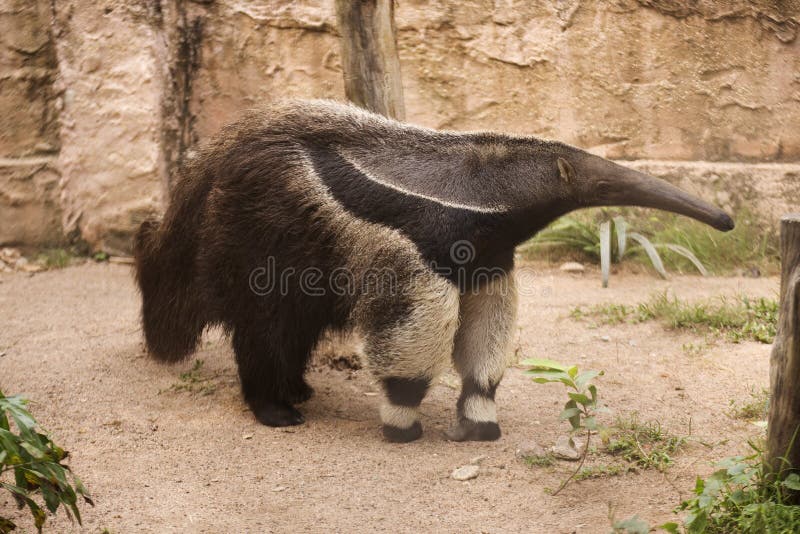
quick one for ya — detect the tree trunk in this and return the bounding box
[767,214,800,476]
[335,0,405,120]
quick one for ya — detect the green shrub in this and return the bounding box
[0,390,92,532]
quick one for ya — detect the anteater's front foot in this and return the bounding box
[382,421,423,443]
[445,419,501,442]
[252,401,305,427]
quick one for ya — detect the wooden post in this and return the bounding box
[767,214,800,476]
[335,0,405,120]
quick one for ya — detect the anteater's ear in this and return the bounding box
[557,157,575,184]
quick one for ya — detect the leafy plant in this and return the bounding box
[676,441,800,533]
[523,358,605,495]
[526,214,709,286]
[611,439,800,533]
[0,390,92,532]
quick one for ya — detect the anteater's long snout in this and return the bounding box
[585,157,735,232]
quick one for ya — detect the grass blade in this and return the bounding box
[657,244,710,276]
[628,232,667,279]
[613,216,628,260]
[600,221,611,288]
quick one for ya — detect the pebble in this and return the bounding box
[451,465,480,481]
[469,455,488,465]
[600,335,611,342]
[515,440,547,459]
[551,435,581,461]
[559,262,585,273]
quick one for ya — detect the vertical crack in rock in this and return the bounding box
[161,0,205,188]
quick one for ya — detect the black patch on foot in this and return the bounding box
[252,401,305,427]
[286,380,314,405]
[382,377,430,407]
[445,419,501,442]
[383,421,423,443]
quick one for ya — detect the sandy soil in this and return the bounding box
[0,262,778,533]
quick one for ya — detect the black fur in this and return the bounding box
[382,377,431,407]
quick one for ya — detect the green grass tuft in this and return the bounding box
[572,292,778,344]
[604,414,687,472]
[727,387,770,421]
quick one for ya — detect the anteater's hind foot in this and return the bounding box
[445,418,501,442]
[286,378,314,405]
[251,400,305,427]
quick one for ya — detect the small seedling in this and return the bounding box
[523,358,605,495]
[163,359,217,396]
[0,390,92,532]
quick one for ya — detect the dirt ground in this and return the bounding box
[0,261,778,533]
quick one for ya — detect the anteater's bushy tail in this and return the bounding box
[133,177,208,362]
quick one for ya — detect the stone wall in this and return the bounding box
[0,0,798,253]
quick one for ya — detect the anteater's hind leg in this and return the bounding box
[357,275,461,442]
[447,272,517,441]
[232,319,317,427]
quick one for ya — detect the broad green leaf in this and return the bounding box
[560,407,581,421]
[567,392,590,405]
[575,370,600,392]
[584,416,598,431]
[567,365,578,379]
[659,522,680,534]
[520,358,570,371]
[781,473,800,491]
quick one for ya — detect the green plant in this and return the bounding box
[92,251,109,262]
[675,440,800,533]
[526,213,709,285]
[523,358,605,495]
[34,249,73,270]
[0,390,92,532]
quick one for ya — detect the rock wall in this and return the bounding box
[0,0,61,245]
[0,0,798,252]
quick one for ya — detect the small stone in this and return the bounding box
[600,335,611,342]
[628,339,637,347]
[272,485,287,492]
[242,433,253,440]
[515,440,547,459]
[451,465,480,481]
[470,455,488,465]
[559,262,585,273]
[551,435,581,461]
[14,257,28,269]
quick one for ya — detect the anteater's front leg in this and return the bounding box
[357,274,461,442]
[447,272,518,441]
